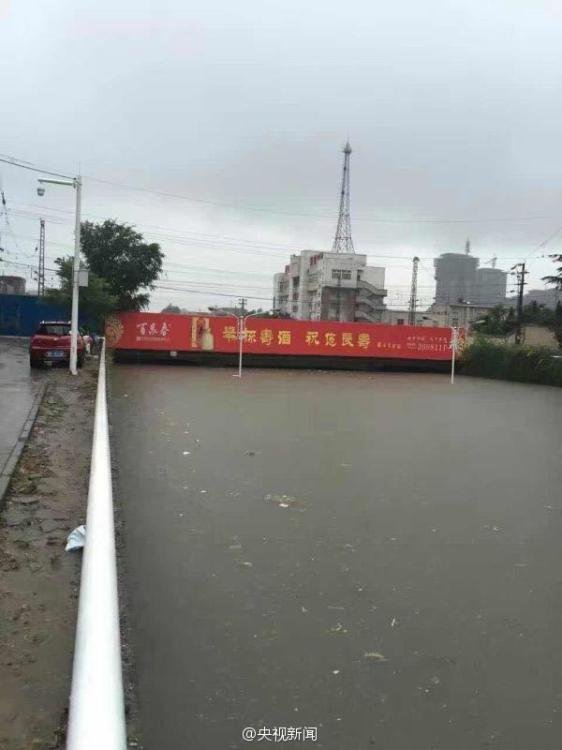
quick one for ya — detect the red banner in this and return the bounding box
[105,312,455,361]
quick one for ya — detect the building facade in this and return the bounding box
[382,303,496,328]
[0,276,26,295]
[434,250,507,306]
[434,253,479,304]
[473,268,507,305]
[273,250,386,322]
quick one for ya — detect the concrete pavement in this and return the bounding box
[0,337,46,499]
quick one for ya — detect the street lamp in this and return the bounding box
[229,309,278,378]
[37,175,82,375]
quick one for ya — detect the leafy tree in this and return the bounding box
[80,220,164,311]
[161,304,182,314]
[543,253,562,289]
[553,301,562,347]
[45,256,117,328]
[473,305,515,335]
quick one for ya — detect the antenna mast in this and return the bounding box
[332,141,355,254]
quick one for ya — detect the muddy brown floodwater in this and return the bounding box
[110,365,562,750]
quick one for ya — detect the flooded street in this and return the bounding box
[110,366,562,750]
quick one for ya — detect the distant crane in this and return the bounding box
[484,256,498,269]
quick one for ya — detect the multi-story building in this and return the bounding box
[0,276,26,295]
[434,244,507,306]
[505,287,561,311]
[434,251,479,304]
[273,250,387,322]
[473,267,508,305]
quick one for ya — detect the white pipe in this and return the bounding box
[66,340,127,750]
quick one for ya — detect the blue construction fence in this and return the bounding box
[0,294,91,337]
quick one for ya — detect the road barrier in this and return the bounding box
[66,341,127,749]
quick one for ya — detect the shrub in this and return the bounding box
[461,340,562,387]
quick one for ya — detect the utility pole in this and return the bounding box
[408,256,419,325]
[238,297,247,316]
[37,218,45,296]
[511,262,528,345]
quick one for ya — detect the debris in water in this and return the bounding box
[301,606,308,614]
[65,525,86,552]
[332,669,340,675]
[329,623,348,634]
[240,561,253,567]
[279,503,289,509]
[229,544,242,550]
[364,652,387,662]
[390,617,398,628]
[200,490,207,494]
[182,451,191,456]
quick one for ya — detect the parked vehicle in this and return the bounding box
[29,321,85,368]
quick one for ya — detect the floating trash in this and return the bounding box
[364,652,387,662]
[65,525,86,552]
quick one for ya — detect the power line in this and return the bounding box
[0,154,72,180]
[2,152,560,226]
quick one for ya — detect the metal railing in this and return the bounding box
[66,341,127,750]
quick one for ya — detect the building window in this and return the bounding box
[331,269,352,281]
[397,318,405,326]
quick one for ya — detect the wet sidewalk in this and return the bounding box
[0,337,45,496]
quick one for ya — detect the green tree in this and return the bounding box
[543,253,562,290]
[45,257,117,328]
[473,305,515,335]
[161,304,182,314]
[553,301,562,347]
[81,220,164,310]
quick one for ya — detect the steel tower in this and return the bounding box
[38,218,46,296]
[332,141,355,254]
[408,256,419,325]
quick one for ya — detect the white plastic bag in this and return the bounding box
[65,524,86,551]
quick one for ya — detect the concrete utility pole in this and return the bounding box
[238,297,247,316]
[408,256,419,325]
[511,262,528,345]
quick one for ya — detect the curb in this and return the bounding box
[0,384,46,505]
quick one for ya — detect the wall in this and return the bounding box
[0,294,69,336]
[359,266,385,288]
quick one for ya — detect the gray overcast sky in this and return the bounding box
[1,0,562,310]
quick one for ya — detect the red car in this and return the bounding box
[29,321,85,368]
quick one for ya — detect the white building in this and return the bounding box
[382,302,498,328]
[273,250,387,322]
